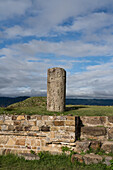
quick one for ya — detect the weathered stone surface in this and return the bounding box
[16,139,25,145]
[71,154,84,163]
[83,153,103,165]
[74,141,90,153]
[47,67,66,112]
[40,126,50,132]
[90,141,101,150]
[101,141,113,153]
[104,156,112,166]
[17,116,25,120]
[108,128,113,139]
[7,138,15,146]
[53,121,64,126]
[80,116,106,126]
[65,120,75,126]
[19,153,40,160]
[8,125,14,131]
[108,116,113,123]
[81,126,106,136]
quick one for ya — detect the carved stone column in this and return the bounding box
[47,67,66,112]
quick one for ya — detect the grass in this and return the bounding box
[0,152,108,170]
[0,96,113,116]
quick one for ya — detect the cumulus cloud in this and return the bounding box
[0,0,113,98]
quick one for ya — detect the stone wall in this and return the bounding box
[0,115,113,155]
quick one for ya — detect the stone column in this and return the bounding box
[47,67,66,112]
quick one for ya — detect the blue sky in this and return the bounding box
[0,0,113,98]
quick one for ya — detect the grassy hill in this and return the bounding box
[0,96,113,116]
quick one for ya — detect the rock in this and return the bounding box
[104,156,112,166]
[71,154,83,163]
[81,126,106,136]
[74,141,90,153]
[17,116,25,121]
[18,153,40,160]
[101,141,113,153]
[53,121,64,126]
[83,153,103,165]
[90,141,101,150]
[80,116,106,126]
[40,126,50,132]
[108,128,113,140]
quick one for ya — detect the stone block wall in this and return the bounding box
[0,115,76,154]
[0,115,113,155]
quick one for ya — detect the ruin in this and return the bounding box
[47,67,66,112]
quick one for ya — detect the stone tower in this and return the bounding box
[47,67,66,112]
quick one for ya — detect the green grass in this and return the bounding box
[0,96,113,116]
[0,152,108,170]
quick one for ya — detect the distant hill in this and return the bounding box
[0,97,113,107]
[0,97,29,107]
[66,98,113,106]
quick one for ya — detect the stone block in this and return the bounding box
[81,126,106,136]
[108,116,113,123]
[104,156,113,166]
[90,141,101,150]
[0,136,8,144]
[53,121,64,126]
[101,141,113,153]
[16,139,25,145]
[65,121,75,126]
[31,126,39,131]
[7,138,15,146]
[18,153,40,160]
[40,126,50,132]
[8,125,14,131]
[108,128,113,139]
[80,116,106,126]
[0,120,4,125]
[66,116,75,120]
[71,154,84,163]
[74,141,90,153]
[14,121,21,125]
[12,115,17,120]
[51,126,60,131]
[17,116,25,120]
[28,121,36,126]
[83,153,103,165]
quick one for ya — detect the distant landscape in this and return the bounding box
[0,97,113,107]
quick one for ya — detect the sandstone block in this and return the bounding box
[8,125,14,131]
[66,116,75,120]
[104,156,113,166]
[7,138,15,146]
[53,121,64,126]
[17,116,25,120]
[108,116,113,123]
[75,141,90,153]
[80,116,106,126]
[65,121,75,126]
[16,139,25,145]
[31,126,39,131]
[40,126,50,132]
[101,141,113,153]
[90,141,101,150]
[71,154,84,163]
[81,126,106,136]
[83,153,103,165]
[108,128,113,140]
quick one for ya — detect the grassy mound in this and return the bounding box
[7,97,47,108]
